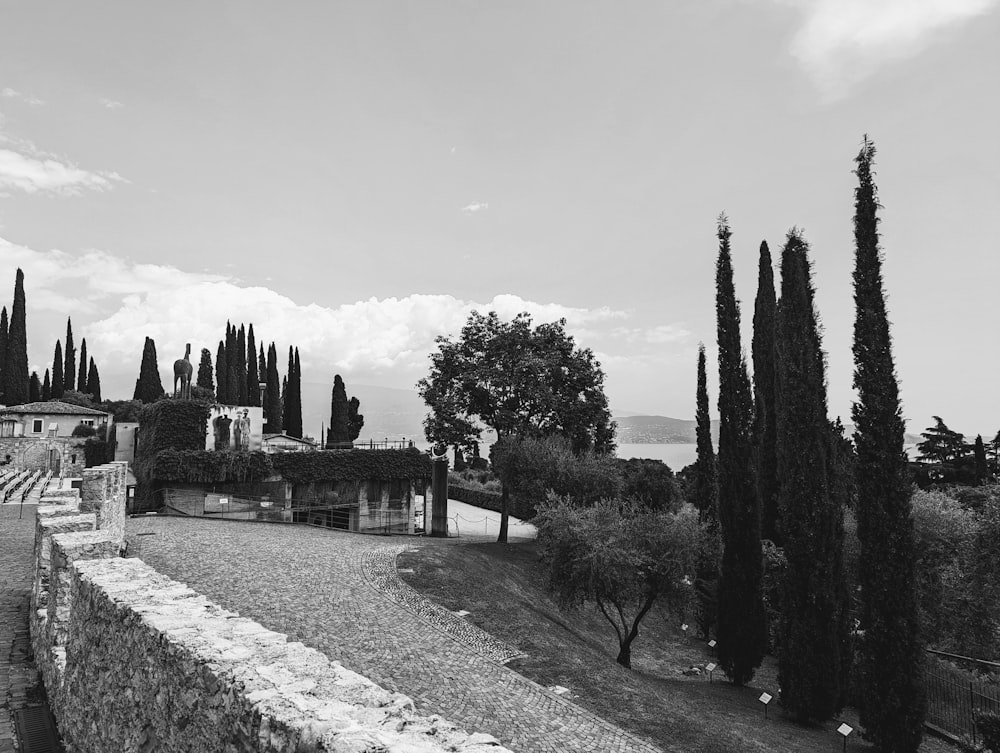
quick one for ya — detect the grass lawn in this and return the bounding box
[397,540,955,753]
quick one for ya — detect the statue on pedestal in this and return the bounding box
[173,344,193,400]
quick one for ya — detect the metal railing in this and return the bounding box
[352,438,415,450]
[925,648,1000,744]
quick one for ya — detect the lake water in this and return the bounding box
[616,443,697,470]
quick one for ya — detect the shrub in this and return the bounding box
[617,457,682,511]
[71,423,97,437]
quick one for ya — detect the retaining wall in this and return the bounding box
[31,462,510,752]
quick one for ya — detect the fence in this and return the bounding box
[925,648,1000,744]
[353,438,415,450]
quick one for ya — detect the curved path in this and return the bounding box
[126,517,661,753]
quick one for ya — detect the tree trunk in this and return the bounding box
[497,484,509,543]
[616,642,632,668]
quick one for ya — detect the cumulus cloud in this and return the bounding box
[2,235,689,408]
[0,148,124,195]
[461,202,489,214]
[99,98,124,109]
[764,0,998,97]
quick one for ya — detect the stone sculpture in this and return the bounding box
[173,344,193,400]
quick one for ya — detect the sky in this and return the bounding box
[0,0,998,437]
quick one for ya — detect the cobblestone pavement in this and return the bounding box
[127,516,663,753]
[0,502,42,753]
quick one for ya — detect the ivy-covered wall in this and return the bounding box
[134,401,210,481]
[272,448,432,484]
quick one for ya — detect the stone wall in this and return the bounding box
[31,463,510,752]
[0,436,90,474]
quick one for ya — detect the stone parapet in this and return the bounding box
[53,557,509,752]
[79,461,127,549]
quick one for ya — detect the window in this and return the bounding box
[81,419,95,427]
[32,419,43,433]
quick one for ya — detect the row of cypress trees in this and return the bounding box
[43,318,103,402]
[699,137,923,750]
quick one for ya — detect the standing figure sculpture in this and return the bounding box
[173,344,193,400]
[238,409,251,451]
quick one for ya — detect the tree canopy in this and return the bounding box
[418,311,615,456]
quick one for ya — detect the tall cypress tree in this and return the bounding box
[775,229,846,721]
[283,347,303,438]
[265,343,281,433]
[215,340,228,403]
[852,137,924,752]
[77,338,89,395]
[752,241,780,544]
[52,341,65,399]
[694,342,720,639]
[42,369,51,401]
[3,269,30,405]
[197,348,214,391]
[87,358,102,403]
[133,336,164,403]
[64,317,76,393]
[29,371,41,402]
[714,215,766,685]
[0,306,8,389]
[225,323,239,405]
[236,324,248,405]
[329,374,350,447]
[258,345,266,390]
[246,324,260,406]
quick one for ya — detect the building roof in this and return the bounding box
[0,400,111,417]
[262,433,316,446]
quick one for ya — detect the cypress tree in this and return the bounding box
[197,348,214,391]
[215,341,228,403]
[775,229,846,721]
[52,341,65,399]
[283,347,302,438]
[77,338,88,395]
[225,323,239,405]
[236,324,248,405]
[265,343,281,433]
[64,317,76,393]
[3,269,30,405]
[348,396,364,442]
[258,345,266,391]
[133,336,165,403]
[246,324,260,406]
[29,371,41,402]
[87,358,102,403]
[42,369,51,401]
[974,434,988,484]
[329,374,350,447]
[693,342,720,639]
[281,374,288,432]
[714,215,766,685]
[852,136,924,752]
[752,241,780,544]
[0,306,8,388]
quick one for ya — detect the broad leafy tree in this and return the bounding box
[197,348,214,391]
[775,229,847,721]
[535,497,700,668]
[916,416,966,465]
[714,215,767,685]
[752,241,780,544]
[3,269,29,405]
[419,310,616,541]
[348,396,364,442]
[133,336,165,403]
[852,136,925,752]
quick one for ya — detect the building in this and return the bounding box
[261,433,316,454]
[0,401,113,474]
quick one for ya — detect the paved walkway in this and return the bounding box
[126,516,662,753]
[0,501,42,753]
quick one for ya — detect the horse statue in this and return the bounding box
[173,343,193,400]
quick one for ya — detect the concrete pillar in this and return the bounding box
[430,455,449,537]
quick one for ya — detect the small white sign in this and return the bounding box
[548,685,570,695]
[681,623,689,631]
[706,662,717,672]
[453,610,470,617]
[759,692,773,705]
[260,501,271,508]
[219,498,229,505]
[837,723,853,737]
[708,639,717,648]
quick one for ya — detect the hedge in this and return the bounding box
[147,449,273,484]
[272,448,433,484]
[449,483,535,521]
[134,400,210,480]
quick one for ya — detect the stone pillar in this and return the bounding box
[430,455,449,537]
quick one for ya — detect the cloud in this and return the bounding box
[461,202,489,214]
[2,235,688,405]
[764,0,999,97]
[0,148,124,195]
[1,88,44,106]
[99,98,124,109]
